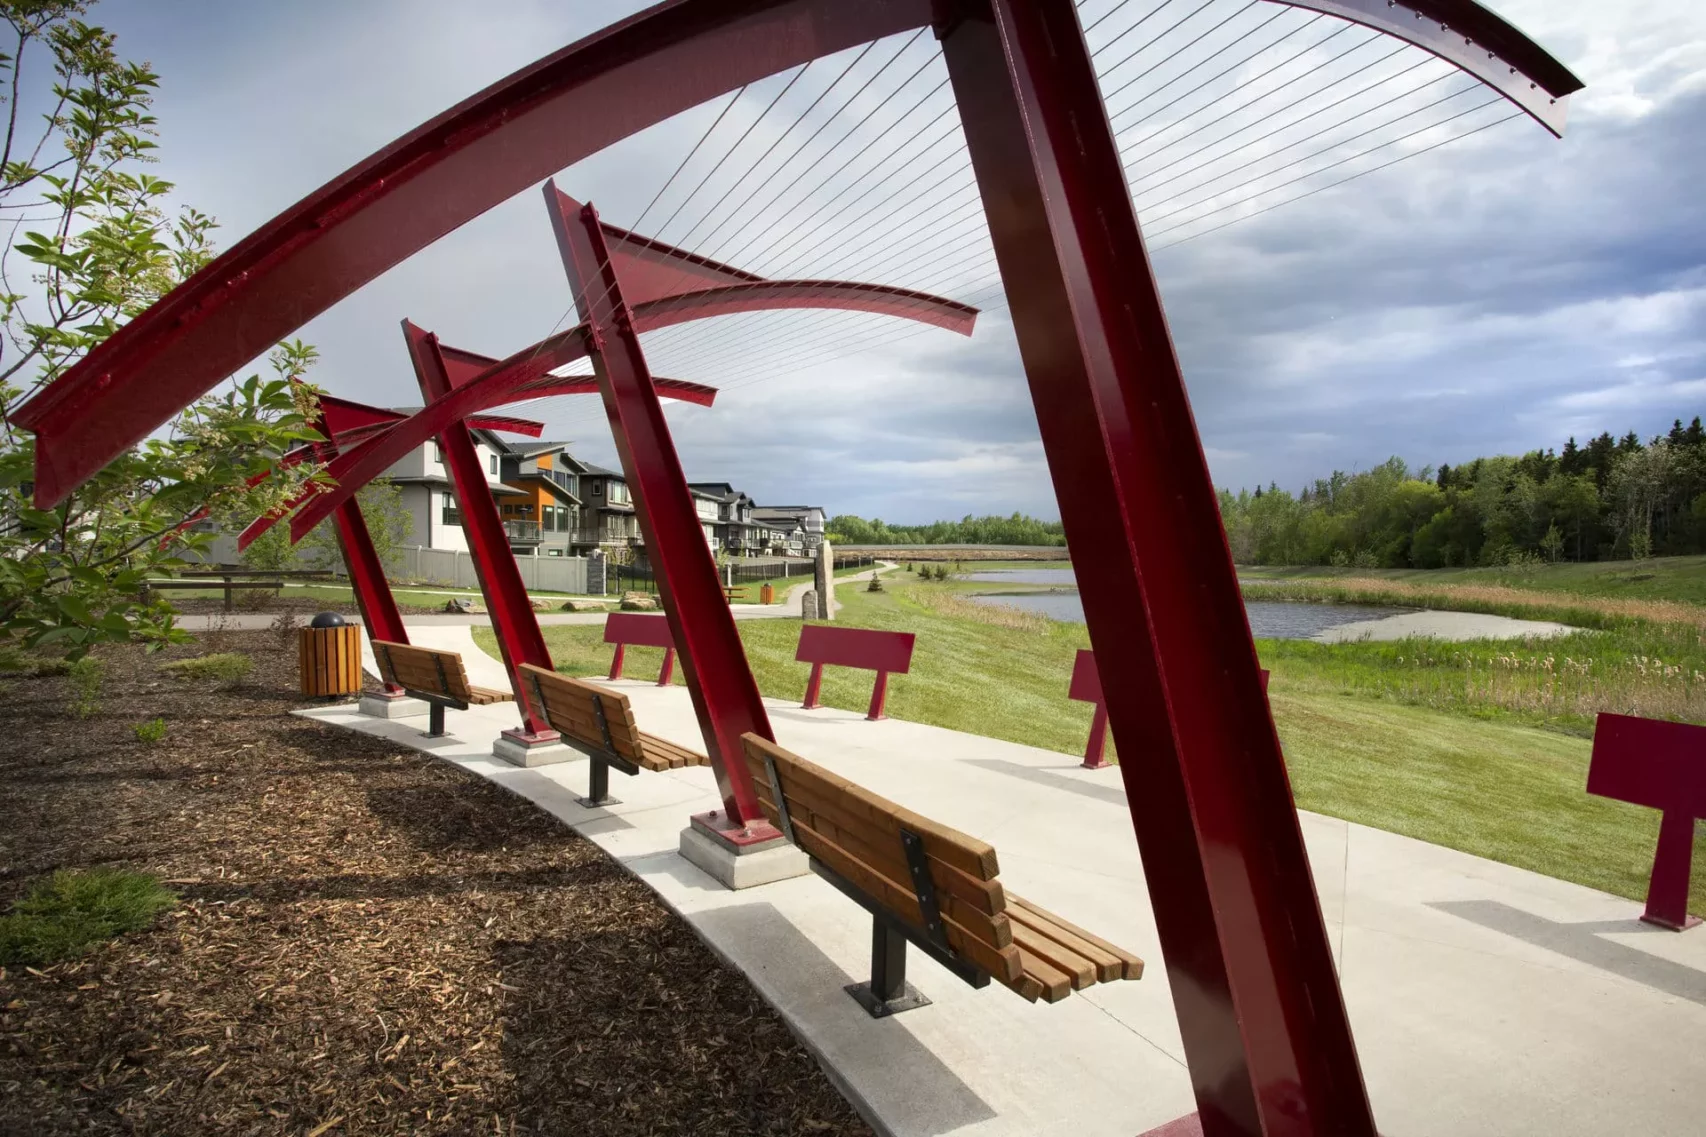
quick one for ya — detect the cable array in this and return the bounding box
[492,0,1540,446]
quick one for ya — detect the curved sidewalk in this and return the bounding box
[298,617,1706,1137]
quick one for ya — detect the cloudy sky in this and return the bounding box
[81,0,1706,520]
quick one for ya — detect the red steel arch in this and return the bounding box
[15,0,1577,507]
[11,3,1585,1134]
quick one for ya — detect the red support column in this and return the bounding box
[939,3,1374,1135]
[544,183,777,837]
[333,499,409,696]
[401,321,558,742]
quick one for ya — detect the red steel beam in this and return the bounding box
[285,371,716,544]
[546,182,775,828]
[12,0,1575,508]
[940,2,1374,1133]
[402,321,556,736]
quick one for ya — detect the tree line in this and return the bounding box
[1219,419,1706,568]
[828,512,1066,546]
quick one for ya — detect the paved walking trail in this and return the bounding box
[295,596,1706,1137]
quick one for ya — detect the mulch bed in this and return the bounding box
[0,629,871,1136]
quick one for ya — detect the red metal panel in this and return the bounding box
[795,625,915,673]
[546,183,775,827]
[402,321,556,737]
[1588,713,1706,816]
[604,611,677,651]
[1587,712,1706,931]
[1068,648,1102,704]
[794,625,914,721]
[940,3,1373,1133]
[604,611,680,687]
[1069,649,1110,769]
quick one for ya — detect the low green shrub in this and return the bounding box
[159,652,253,686]
[0,868,178,966]
[66,656,104,718]
[133,717,168,745]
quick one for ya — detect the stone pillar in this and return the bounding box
[814,540,834,622]
[588,549,607,596]
[800,589,819,621]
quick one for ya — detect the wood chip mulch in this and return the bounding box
[0,629,872,1136]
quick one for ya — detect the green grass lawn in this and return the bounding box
[1242,554,1706,606]
[478,572,1706,911]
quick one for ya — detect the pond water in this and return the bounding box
[959,568,1407,640]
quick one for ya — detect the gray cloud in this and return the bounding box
[90,0,1706,518]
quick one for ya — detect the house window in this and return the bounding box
[488,454,498,475]
[591,481,602,496]
[433,443,444,465]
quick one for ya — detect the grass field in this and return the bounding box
[478,557,1706,912]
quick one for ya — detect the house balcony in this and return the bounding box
[505,520,541,543]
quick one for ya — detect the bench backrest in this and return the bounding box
[519,663,645,764]
[740,733,1022,986]
[604,612,674,649]
[373,640,473,703]
[795,625,915,673]
[1589,712,1706,816]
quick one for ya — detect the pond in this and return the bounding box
[958,568,1408,640]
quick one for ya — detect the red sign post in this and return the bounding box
[1588,713,1706,931]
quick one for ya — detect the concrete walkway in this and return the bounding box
[301,625,1706,1137]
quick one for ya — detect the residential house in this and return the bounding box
[381,425,536,555]
[497,441,585,557]
[752,505,826,554]
[574,464,642,559]
[687,482,763,557]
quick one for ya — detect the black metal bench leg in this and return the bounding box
[576,756,621,809]
[426,702,445,738]
[846,917,931,1018]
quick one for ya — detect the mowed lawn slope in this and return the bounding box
[484,569,1706,913]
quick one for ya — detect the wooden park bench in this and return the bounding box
[740,733,1143,1016]
[519,663,709,807]
[371,640,513,737]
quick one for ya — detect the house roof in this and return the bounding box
[580,462,624,479]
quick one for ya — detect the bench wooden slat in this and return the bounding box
[636,731,710,771]
[786,813,1023,985]
[466,686,514,705]
[1008,895,1143,981]
[1010,918,1096,990]
[751,775,1006,921]
[372,640,476,704]
[741,735,998,881]
[520,665,710,775]
[741,732,1144,1008]
[757,784,1013,948]
[1010,944,1075,1003]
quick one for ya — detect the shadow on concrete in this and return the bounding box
[691,902,998,1136]
[1430,899,1706,1006]
[964,758,1127,807]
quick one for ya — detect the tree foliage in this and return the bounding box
[827,512,1066,547]
[1219,419,1706,568]
[0,4,320,655]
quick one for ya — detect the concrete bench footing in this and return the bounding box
[492,728,576,767]
[358,693,431,719]
[679,820,809,890]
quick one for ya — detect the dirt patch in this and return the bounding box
[0,631,869,1136]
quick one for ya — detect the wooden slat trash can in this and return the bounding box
[299,613,363,697]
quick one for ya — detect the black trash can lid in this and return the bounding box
[309,612,348,628]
